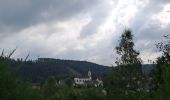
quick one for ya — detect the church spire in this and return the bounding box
[88,69,92,80]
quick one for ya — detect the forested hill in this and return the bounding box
[3,57,155,83]
[10,58,112,82]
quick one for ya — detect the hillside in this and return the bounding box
[14,58,112,82]
[2,57,155,83]
[142,64,155,75]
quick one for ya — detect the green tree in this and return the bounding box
[0,58,42,100]
[42,76,57,98]
[156,35,170,65]
[105,29,144,99]
[65,77,74,87]
[153,35,170,90]
[115,29,142,65]
[153,65,170,100]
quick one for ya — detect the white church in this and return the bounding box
[73,70,103,87]
[74,70,92,85]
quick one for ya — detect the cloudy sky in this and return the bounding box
[0,0,170,65]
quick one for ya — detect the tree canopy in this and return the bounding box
[115,29,142,65]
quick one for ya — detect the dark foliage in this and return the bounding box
[0,58,111,82]
[152,35,170,90]
[115,29,142,65]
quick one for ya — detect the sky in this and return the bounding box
[0,0,170,66]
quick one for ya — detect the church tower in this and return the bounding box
[88,69,92,80]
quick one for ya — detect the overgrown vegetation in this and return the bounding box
[104,31,170,100]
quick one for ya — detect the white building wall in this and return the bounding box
[74,70,92,85]
[74,78,91,85]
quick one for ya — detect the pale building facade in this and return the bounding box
[74,70,92,85]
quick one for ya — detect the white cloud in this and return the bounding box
[152,4,170,28]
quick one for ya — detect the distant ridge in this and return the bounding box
[17,58,112,82]
[142,64,156,75]
[2,57,155,82]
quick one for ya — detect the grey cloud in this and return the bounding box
[127,0,170,63]
[79,9,109,38]
[130,0,170,41]
[0,0,101,34]
[56,39,114,65]
[130,0,170,32]
[79,1,118,38]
